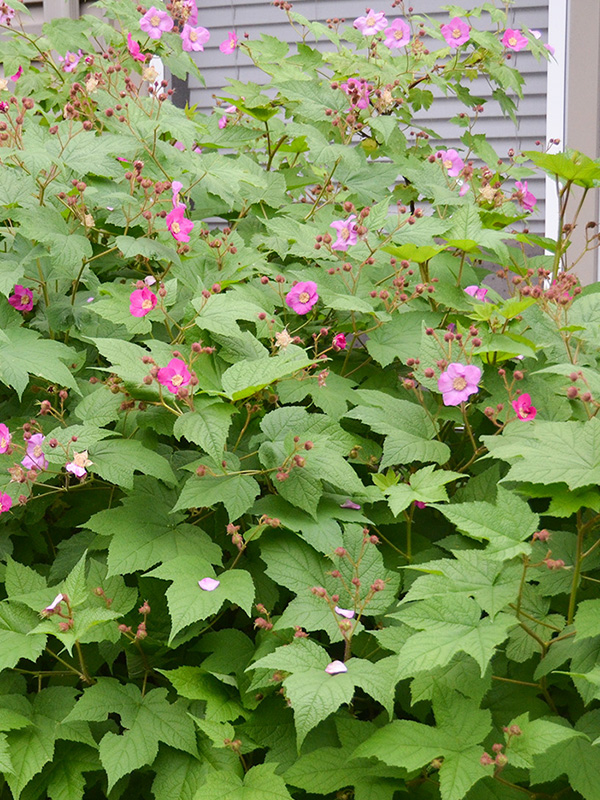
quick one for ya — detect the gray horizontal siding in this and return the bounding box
[185,0,550,232]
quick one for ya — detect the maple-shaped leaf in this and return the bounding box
[146,557,254,641]
[198,763,293,800]
[354,689,492,800]
[389,595,514,675]
[64,679,197,791]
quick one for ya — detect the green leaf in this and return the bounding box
[389,596,514,676]
[383,467,461,516]
[146,558,254,641]
[402,550,522,618]
[0,327,79,398]
[284,667,355,749]
[365,311,442,367]
[574,600,600,641]
[505,713,580,769]
[174,472,260,522]
[221,352,314,401]
[523,149,600,188]
[158,667,245,722]
[529,711,600,800]
[173,400,236,462]
[482,418,600,490]
[4,688,79,799]
[64,679,197,791]
[354,689,492,800]
[89,438,176,490]
[197,763,293,800]
[432,487,538,559]
[83,477,221,575]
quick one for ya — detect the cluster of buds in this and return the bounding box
[481,725,522,770]
[274,437,313,482]
[227,523,244,551]
[93,586,113,608]
[566,371,600,410]
[254,603,273,631]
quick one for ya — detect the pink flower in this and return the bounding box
[438,149,465,177]
[285,281,319,315]
[171,180,184,207]
[334,607,355,619]
[129,287,157,317]
[41,593,64,616]
[512,393,537,421]
[8,285,33,312]
[140,7,174,39]
[166,204,194,242]
[219,31,238,54]
[437,363,482,406]
[127,33,146,63]
[414,501,427,509]
[173,141,185,151]
[66,450,93,478]
[21,433,48,471]
[182,0,198,25]
[502,29,528,51]
[198,577,220,591]
[332,333,347,351]
[0,6,15,25]
[325,660,348,675]
[441,17,471,48]
[0,493,11,513]
[217,104,236,129]
[340,499,361,510]
[0,424,11,453]
[465,285,488,302]
[181,24,210,52]
[10,66,22,82]
[353,9,388,35]
[330,215,358,251]
[383,18,410,49]
[340,79,370,110]
[157,358,192,394]
[515,180,536,211]
[59,50,83,73]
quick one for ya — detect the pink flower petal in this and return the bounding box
[325,660,348,675]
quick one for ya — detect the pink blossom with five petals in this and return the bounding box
[157,358,192,394]
[438,149,465,177]
[140,7,174,40]
[512,393,537,421]
[285,281,319,315]
[181,24,210,52]
[332,333,347,351]
[127,33,146,62]
[166,204,194,242]
[437,363,482,406]
[0,424,11,453]
[59,50,83,72]
[66,450,93,478]
[515,180,536,211]
[441,17,471,48]
[330,215,358,251]
[464,285,488,302]
[353,9,388,35]
[502,29,528,51]
[8,285,33,312]
[21,433,48,471]
[383,18,411,49]
[129,287,157,317]
[219,31,238,54]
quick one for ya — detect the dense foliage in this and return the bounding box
[0,1,599,798]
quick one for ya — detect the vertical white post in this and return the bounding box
[544,0,568,244]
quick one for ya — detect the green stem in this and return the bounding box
[567,514,585,625]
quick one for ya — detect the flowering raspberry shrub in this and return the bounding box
[0,2,598,799]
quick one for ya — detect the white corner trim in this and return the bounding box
[544,0,568,243]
